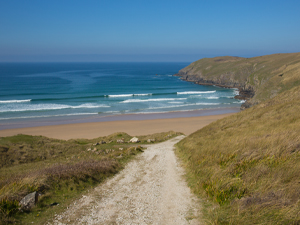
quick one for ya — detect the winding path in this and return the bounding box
[50,136,201,225]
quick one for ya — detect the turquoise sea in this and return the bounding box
[0,62,243,129]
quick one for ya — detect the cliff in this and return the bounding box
[175,53,300,109]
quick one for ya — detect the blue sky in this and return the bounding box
[0,0,300,62]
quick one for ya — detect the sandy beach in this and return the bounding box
[0,112,236,140]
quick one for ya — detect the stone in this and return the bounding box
[19,192,38,210]
[119,148,123,151]
[117,139,124,143]
[147,139,155,143]
[130,137,140,143]
[100,140,106,144]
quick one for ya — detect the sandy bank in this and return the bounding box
[0,113,235,140]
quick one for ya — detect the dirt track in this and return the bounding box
[50,136,201,224]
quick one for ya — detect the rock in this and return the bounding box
[19,192,38,210]
[87,148,91,151]
[240,101,253,110]
[130,137,140,143]
[147,139,155,143]
[119,148,123,151]
[117,139,124,143]
[93,143,99,146]
[100,140,106,144]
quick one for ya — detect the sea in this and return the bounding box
[0,62,243,129]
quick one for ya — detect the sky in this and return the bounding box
[0,0,300,62]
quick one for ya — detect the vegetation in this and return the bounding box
[0,131,181,224]
[176,86,300,224]
[178,52,300,107]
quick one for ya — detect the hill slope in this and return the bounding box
[176,85,300,224]
[175,52,300,109]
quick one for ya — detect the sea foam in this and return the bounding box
[107,94,133,97]
[205,97,220,99]
[121,98,187,103]
[0,99,31,103]
[0,113,98,120]
[0,103,110,113]
[177,91,216,94]
[148,102,221,110]
[107,93,152,97]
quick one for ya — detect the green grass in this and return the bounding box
[176,86,300,224]
[0,130,181,224]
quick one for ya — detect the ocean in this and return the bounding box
[0,62,243,129]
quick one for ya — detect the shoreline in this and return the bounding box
[0,107,239,130]
[0,107,240,140]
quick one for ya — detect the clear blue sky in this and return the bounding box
[1,0,300,62]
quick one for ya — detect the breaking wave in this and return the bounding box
[0,99,32,103]
[0,103,110,113]
[107,93,152,97]
[121,98,187,103]
[177,91,216,94]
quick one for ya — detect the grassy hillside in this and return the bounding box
[0,131,181,224]
[176,86,300,224]
[176,52,300,108]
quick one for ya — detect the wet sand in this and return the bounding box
[0,112,236,140]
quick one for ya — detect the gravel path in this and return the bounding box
[49,135,201,225]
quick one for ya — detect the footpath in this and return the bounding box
[50,136,200,225]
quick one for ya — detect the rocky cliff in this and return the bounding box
[175,53,300,109]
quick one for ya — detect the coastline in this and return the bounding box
[0,107,239,140]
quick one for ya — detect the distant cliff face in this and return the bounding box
[175,53,300,109]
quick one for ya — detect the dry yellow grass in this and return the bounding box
[176,86,300,224]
